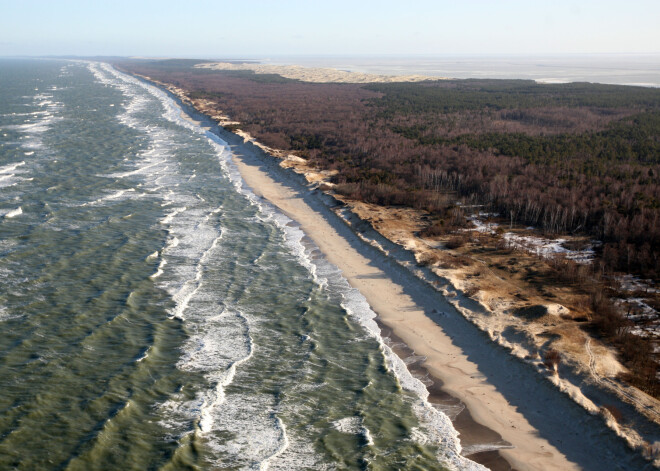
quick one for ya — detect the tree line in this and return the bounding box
[117,60,660,278]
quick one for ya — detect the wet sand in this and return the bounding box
[378,321,515,471]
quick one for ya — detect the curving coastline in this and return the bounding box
[129,68,655,471]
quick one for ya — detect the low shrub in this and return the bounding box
[446,234,468,249]
[418,252,441,267]
[543,349,561,372]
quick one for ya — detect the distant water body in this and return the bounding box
[266,54,660,87]
[0,59,477,469]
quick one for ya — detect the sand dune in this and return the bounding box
[195,61,443,83]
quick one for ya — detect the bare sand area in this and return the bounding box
[195,61,442,83]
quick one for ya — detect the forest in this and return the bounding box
[117,59,660,281]
[113,59,660,395]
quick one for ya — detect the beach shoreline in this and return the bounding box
[132,70,653,470]
[197,119,649,471]
[378,320,513,471]
[220,133,566,471]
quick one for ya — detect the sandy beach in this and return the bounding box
[128,72,656,469]
[190,122,648,470]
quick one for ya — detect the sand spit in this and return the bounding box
[132,72,659,470]
[194,62,443,83]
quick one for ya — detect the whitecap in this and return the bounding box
[0,161,26,174]
[4,207,23,218]
[149,258,167,279]
[81,188,144,207]
[96,62,477,470]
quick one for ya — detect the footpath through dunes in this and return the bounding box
[170,94,654,470]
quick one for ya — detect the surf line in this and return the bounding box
[100,62,477,470]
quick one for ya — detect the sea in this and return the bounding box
[0,59,476,470]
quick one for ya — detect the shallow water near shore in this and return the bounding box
[0,59,478,470]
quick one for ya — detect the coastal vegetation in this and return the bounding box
[116,59,660,397]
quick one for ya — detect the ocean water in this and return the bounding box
[0,59,474,470]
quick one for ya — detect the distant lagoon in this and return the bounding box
[261,54,660,87]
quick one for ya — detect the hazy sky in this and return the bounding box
[1,0,659,57]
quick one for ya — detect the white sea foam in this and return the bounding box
[168,304,286,467]
[87,64,259,454]
[192,309,255,432]
[161,207,187,225]
[338,287,482,469]
[4,91,64,152]
[150,258,167,280]
[205,115,479,468]
[360,424,374,447]
[164,208,223,319]
[0,161,26,174]
[0,161,28,189]
[91,61,272,460]
[95,61,476,470]
[81,188,145,207]
[0,306,23,323]
[332,416,362,434]
[136,346,151,362]
[3,207,23,218]
[332,416,374,446]
[178,86,477,468]
[166,237,180,249]
[112,157,168,178]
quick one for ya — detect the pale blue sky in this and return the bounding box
[1,0,658,57]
